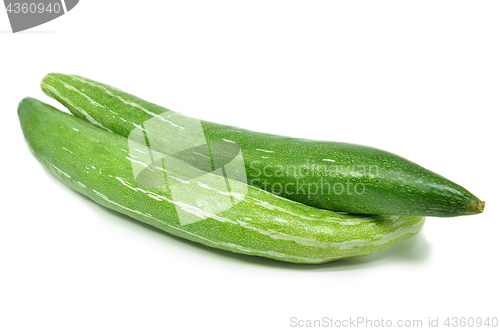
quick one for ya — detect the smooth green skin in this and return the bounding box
[18,97,425,264]
[41,73,484,217]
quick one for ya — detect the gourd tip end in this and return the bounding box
[474,200,485,214]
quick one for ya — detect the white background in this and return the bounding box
[1,1,499,330]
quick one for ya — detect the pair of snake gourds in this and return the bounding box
[17,74,484,263]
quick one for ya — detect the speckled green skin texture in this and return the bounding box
[19,98,425,263]
[41,73,483,217]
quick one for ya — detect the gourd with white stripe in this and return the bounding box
[40,73,485,217]
[18,97,425,264]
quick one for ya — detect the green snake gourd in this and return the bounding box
[40,73,484,217]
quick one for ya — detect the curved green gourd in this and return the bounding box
[18,97,425,264]
[40,73,484,217]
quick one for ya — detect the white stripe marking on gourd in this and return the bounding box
[196,182,246,200]
[55,77,106,108]
[41,83,111,132]
[67,75,185,130]
[51,164,71,179]
[113,176,340,248]
[125,156,155,171]
[113,176,423,250]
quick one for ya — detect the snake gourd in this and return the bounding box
[40,73,484,217]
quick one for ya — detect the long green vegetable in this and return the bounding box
[18,97,425,264]
[41,73,484,217]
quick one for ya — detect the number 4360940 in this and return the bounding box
[444,317,498,328]
[6,2,62,14]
